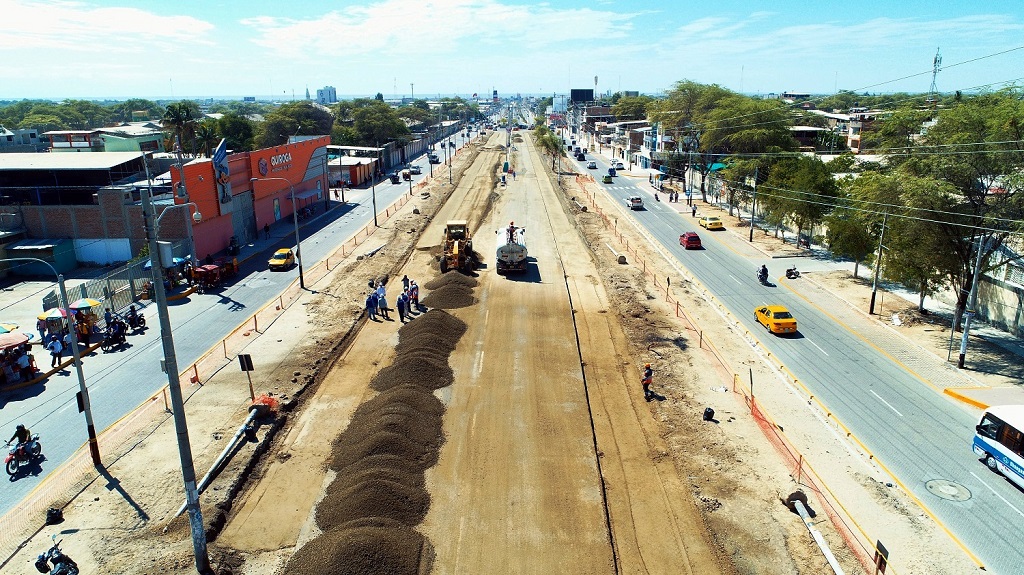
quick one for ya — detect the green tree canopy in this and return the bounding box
[611,95,654,121]
[217,112,254,151]
[256,101,334,147]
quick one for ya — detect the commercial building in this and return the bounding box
[317,86,338,105]
[0,137,329,268]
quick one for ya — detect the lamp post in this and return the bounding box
[1,257,100,466]
[138,184,211,573]
[251,177,304,289]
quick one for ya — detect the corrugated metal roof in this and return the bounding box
[7,238,68,250]
[0,152,143,170]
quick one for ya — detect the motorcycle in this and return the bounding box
[756,268,770,285]
[127,311,145,330]
[6,434,41,475]
[35,535,79,575]
[101,320,127,352]
[786,266,801,279]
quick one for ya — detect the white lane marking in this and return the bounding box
[703,253,713,261]
[869,389,904,417]
[727,274,741,285]
[970,471,1024,518]
[805,337,830,356]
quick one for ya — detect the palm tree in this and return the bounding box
[533,128,563,170]
[195,120,218,157]
[162,101,196,155]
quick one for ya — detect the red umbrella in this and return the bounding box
[0,331,29,350]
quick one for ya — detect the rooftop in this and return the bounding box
[0,152,144,170]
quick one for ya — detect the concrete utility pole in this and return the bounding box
[958,236,988,368]
[140,184,210,574]
[748,167,758,242]
[869,212,888,315]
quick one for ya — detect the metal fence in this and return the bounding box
[42,240,188,315]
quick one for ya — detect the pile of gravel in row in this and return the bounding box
[284,305,472,574]
[421,283,475,309]
[424,272,478,290]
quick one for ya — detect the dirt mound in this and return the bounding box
[398,310,467,347]
[315,478,430,529]
[330,430,439,472]
[424,272,478,290]
[358,385,446,418]
[331,465,426,493]
[334,453,432,479]
[284,522,427,575]
[396,332,458,358]
[370,355,455,391]
[420,283,476,309]
[344,408,444,448]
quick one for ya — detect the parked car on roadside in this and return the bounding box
[698,216,724,230]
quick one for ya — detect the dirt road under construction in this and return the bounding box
[6,126,884,575]
[215,131,731,574]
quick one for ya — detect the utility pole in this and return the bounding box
[869,212,888,315]
[748,167,758,242]
[140,186,210,574]
[958,236,988,368]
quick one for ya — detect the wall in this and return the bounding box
[979,277,1023,337]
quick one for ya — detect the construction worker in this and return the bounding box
[641,363,654,401]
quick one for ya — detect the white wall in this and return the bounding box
[74,238,132,265]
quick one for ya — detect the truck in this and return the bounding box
[495,223,527,274]
[440,220,475,273]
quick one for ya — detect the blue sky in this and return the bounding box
[3,0,1024,101]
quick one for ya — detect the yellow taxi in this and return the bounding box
[755,305,798,335]
[698,216,724,230]
[268,248,295,271]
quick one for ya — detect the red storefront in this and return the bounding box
[170,137,329,259]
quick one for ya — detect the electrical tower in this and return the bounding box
[929,48,942,108]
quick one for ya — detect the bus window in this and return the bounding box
[977,414,1001,439]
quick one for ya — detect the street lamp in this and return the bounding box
[250,177,305,289]
[0,257,100,466]
[138,185,211,573]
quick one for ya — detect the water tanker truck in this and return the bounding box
[495,222,527,274]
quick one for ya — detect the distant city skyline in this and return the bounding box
[3,0,1024,101]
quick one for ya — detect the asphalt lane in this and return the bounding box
[0,134,474,515]
[568,150,1022,574]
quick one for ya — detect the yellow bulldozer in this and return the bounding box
[440,220,475,273]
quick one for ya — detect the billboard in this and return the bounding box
[570,89,594,103]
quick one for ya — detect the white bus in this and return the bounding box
[973,405,1024,489]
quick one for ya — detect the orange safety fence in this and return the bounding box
[572,180,886,575]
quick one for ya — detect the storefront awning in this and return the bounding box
[289,189,321,201]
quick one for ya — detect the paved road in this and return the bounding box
[569,150,1023,575]
[0,134,474,515]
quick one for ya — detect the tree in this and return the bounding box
[611,96,653,121]
[109,99,163,122]
[194,120,218,157]
[217,112,254,151]
[375,92,384,101]
[162,100,200,153]
[759,155,839,242]
[351,99,409,145]
[18,113,65,132]
[533,125,563,170]
[825,205,875,278]
[255,101,335,147]
[912,89,1024,324]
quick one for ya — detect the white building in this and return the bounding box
[316,86,338,105]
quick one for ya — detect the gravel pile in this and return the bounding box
[421,283,475,309]
[285,519,427,575]
[284,279,475,575]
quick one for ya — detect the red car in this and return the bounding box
[679,232,702,249]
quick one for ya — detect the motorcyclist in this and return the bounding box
[758,265,769,283]
[127,305,138,327]
[9,424,30,446]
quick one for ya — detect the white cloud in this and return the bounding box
[0,0,216,49]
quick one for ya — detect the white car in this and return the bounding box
[625,196,644,210]
[586,161,597,169]
[611,161,625,170]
